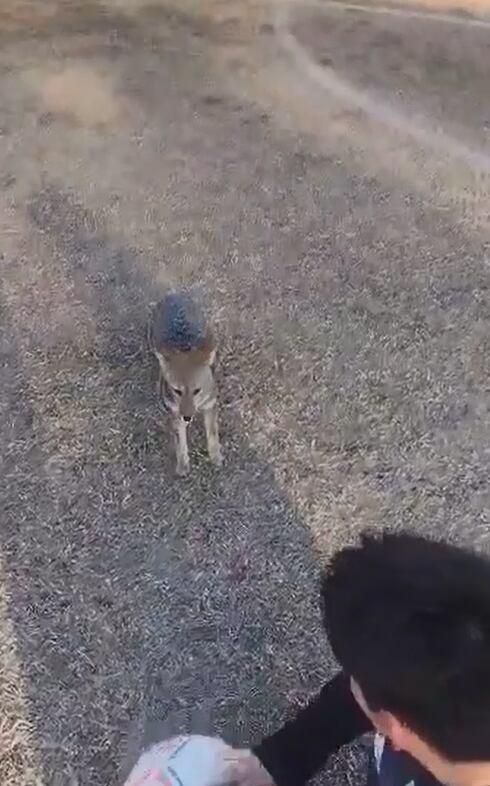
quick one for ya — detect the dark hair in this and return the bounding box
[321,531,490,761]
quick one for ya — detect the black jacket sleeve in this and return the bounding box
[253,672,371,786]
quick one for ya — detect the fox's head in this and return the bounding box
[157,331,216,421]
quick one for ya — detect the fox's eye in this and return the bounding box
[173,388,182,396]
[193,388,201,395]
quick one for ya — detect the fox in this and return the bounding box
[148,292,222,476]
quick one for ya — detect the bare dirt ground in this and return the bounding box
[1,1,490,784]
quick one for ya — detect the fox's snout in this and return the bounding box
[178,392,196,422]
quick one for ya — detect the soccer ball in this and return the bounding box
[123,734,235,786]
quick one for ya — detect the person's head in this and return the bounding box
[321,531,490,778]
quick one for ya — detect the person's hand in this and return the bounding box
[222,748,275,786]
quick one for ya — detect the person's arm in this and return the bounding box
[252,671,371,786]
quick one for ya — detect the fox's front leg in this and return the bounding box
[204,404,222,466]
[157,370,164,398]
[173,416,190,476]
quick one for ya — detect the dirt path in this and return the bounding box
[281,1,490,170]
[1,2,490,785]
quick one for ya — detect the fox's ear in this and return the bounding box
[199,329,216,366]
[156,345,173,370]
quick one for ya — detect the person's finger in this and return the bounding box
[221,749,275,786]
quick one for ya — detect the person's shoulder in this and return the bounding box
[377,739,442,786]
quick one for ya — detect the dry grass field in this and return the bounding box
[1,1,490,784]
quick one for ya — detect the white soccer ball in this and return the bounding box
[123,734,235,786]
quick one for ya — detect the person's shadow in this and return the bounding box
[0,184,365,786]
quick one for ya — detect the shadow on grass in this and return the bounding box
[0,183,341,786]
